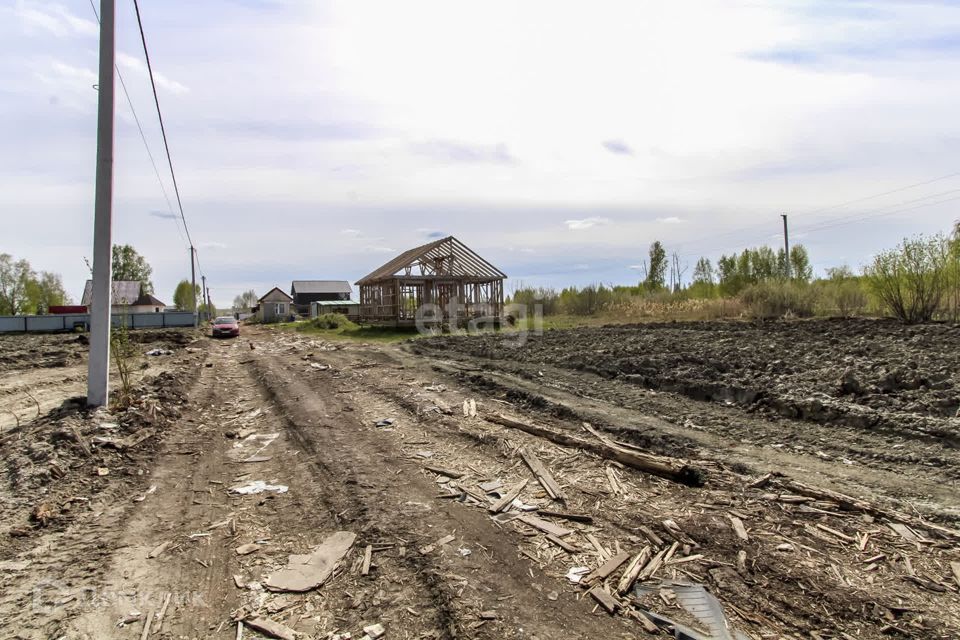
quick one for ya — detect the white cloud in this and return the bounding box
[12,1,98,38]
[657,216,685,224]
[565,217,610,231]
[340,228,362,236]
[116,52,189,95]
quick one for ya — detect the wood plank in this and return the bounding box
[950,561,960,589]
[583,551,631,585]
[516,514,573,538]
[587,586,619,613]
[485,414,706,487]
[361,545,373,576]
[244,617,298,640]
[488,479,528,514]
[519,447,565,500]
[537,510,593,523]
[545,534,578,553]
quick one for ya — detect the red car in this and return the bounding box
[212,316,240,338]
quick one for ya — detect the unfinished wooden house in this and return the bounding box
[357,236,506,327]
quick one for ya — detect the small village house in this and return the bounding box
[80,280,167,314]
[290,280,353,315]
[258,287,293,323]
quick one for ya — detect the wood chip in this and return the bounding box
[147,541,172,559]
[419,534,456,555]
[817,523,854,543]
[236,543,260,556]
[729,516,749,542]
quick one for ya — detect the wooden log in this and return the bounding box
[519,447,565,500]
[777,479,960,541]
[485,414,706,487]
[361,545,373,576]
[489,479,528,514]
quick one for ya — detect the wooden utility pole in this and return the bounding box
[190,246,197,324]
[87,0,116,407]
[201,274,207,320]
[781,214,791,279]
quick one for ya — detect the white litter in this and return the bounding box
[229,480,289,495]
[566,566,590,584]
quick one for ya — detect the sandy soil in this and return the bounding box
[1,319,958,640]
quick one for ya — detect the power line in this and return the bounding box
[87,0,189,250]
[131,0,199,270]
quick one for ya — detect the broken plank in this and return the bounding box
[516,514,573,537]
[423,465,464,479]
[583,551,631,585]
[587,586,619,613]
[419,534,456,555]
[488,479,528,514]
[546,534,579,553]
[537,509,593,523]
[519,447,565,501]
[616,547,650,595]
[361,545,373,576]
[817,523,855,543]
[950,562,960,589]
[244,616,297,640]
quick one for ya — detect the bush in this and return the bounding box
[740,281,819,319]
[864,234,949,324]
[299,313,358,331]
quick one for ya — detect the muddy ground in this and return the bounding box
[1,318,958,640]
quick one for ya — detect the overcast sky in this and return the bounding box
[3,0,959,306]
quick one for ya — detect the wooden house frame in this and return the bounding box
[356,236,506,326]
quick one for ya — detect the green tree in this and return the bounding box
[864,234,949,324]
[692,257,714,285]
[25,272,69,314]
[173,279,200,311]
[112,244,154,293]
[0,254,35,315]
[789,245,813,282]
[232,289,259,312]
[644,241,667,291]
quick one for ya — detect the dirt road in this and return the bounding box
[2,320,959,639]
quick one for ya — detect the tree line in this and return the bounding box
[509,224,960,325]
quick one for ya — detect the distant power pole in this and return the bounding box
[190,246,197,325]
[87,0,116,408]
[781,213,791,279]
[201,274,207,320]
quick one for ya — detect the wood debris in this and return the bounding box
[265,531,356,592]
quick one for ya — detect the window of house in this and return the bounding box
[275,303,285,315]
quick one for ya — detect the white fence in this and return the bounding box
[0,312,197,333]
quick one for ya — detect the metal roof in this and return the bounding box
[356,236,506,285]
[312,299,359,306]
[291,280,352,295]
[81,280,142,306]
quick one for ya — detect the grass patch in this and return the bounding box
[278,314,421,343]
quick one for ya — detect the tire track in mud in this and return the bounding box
[246,344,628,639]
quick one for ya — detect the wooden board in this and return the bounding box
[519,447,565,501]
[516,514,573,538]
[488,479,528,514]
[583,551,631,585]
[265,531,356,592]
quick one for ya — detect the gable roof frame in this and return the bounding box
[356,236,506,285]
[258,286,293,303]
